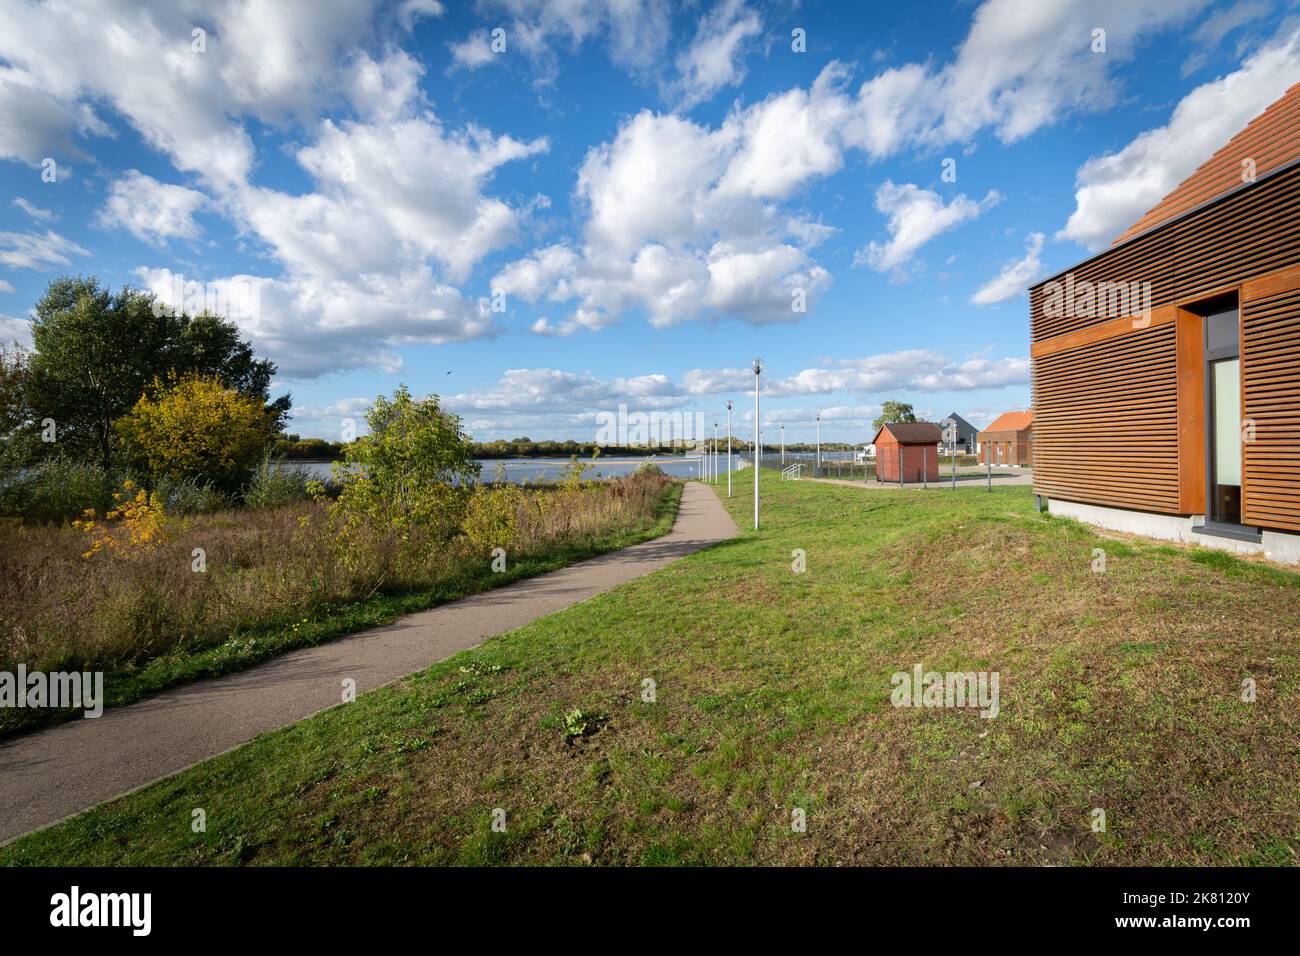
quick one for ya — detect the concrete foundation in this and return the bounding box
[1046,498,1300,565]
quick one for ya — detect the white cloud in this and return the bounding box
[671,0,763,110]
[346,49,427,122]
[0,0,384,186]
[98,171,206,244]
[446,0,672,83]
[135,267,497,380]
[1183,0,1275,75]
[0,281,14,294]
[857,181,1001,273]
[971,232,1045,305]
[447,30,501,71]
[1058,26,1300,249]
[244,116,547,286]
[494,106,834,330]
[399,0,445,32]
[12,198,55,222]
[686,350,1030,397]
[717,64,858,200]
[0,313,32,347]
[0,229,89,270]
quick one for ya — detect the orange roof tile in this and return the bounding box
[1113,81,1300,245]
[979,410,1034,435]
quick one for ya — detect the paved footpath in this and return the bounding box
[0,482,738,846]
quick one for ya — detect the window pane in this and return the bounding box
[1206,309,1239,352]
[1213,359,1241,486]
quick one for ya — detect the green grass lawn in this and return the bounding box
[5,474,1298,865]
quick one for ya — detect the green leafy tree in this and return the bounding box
[24,276,288,468]
[328,385,478,542]
[0,343,36,472]
[872,400,917,432]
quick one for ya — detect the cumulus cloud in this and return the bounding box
[0,313,32,347]
[493,106,834,330]
[1058,25,1300,249]
[0,1,549,375]
[244,115,547,285]
[857,181,1002,273]
[135,267,497,380]
[971,232,1045,305]
[98,171,206,244]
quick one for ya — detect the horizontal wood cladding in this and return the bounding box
[1031,166,1300,343]
[1032,323,1180,512]
[1242,285,1300,531]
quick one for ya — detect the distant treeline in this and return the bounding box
[272,436,868,460]
[271,435,348,460]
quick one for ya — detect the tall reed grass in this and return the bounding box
[0,468,676,677]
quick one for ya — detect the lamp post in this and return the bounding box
[726,401,733,498]
[780,424,785,467]
[753,358,762,530]
[713,420,719,484]
[816,414,821,472]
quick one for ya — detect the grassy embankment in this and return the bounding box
[3,473,1297,865]
[0,470,681,737]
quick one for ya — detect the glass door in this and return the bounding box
[1209,357,1241,524]
[1203,303,1242,525]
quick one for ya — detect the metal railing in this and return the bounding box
[780,463,804,481]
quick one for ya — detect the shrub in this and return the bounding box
[462,483,522,554]
[327,385,478,546]
[72,479,169,559]
[116,373,275,494]
[152,475,231,515]
[0,458,119,523]
[243,454,312,509]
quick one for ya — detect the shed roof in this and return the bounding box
[979,410,1034,435]
[1113,80,1300,245]
[872,421,943,445]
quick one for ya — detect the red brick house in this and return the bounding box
[978,410,1034,467]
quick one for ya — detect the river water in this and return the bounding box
[287,455,741,484]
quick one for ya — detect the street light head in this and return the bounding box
[726,400,732,410]
[752,358,762,375]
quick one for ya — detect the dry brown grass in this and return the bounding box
[0,469,675,675]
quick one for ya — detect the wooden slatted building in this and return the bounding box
[1029,81,1300,563]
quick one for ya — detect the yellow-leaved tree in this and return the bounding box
[116,374,275,493]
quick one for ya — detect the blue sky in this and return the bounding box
[2,0,1298,445]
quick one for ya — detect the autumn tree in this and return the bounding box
[116,374,276,493]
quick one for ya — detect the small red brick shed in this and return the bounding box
[871,422,943,483]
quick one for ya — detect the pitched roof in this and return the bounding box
[873,421,943,444]
[979,410,1034,435]
[944,412,977,434]
[1113,81,1300,245]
